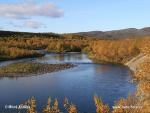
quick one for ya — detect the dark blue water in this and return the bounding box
[0,53,136,113]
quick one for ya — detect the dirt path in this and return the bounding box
[125,53,148,72]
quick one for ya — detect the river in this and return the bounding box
[0,53,136,113]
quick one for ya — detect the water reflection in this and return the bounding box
[0,53,136,112]
[95,64,112,73]
[37,53,92,64]
[0,58,35,67]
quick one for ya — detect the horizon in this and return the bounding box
[1,26,150,34]
[0,0,150,33]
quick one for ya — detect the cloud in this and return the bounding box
[8,20,46,29]
[24,20,46,29]
[0,1,64,19]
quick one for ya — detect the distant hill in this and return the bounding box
[1,27,150,39]
[0,30,64,39]
[74,27,150,39]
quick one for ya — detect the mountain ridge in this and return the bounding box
[1,27,150,39]
[74,27,150,39]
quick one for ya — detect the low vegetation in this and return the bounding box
[94,95,110,113]
[0,62,75,77]
[17,96,108,113]
[19,95,140,113]
[21,97,78,113]
[0,46,43,61]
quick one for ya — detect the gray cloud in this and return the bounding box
[8,20,46,29]
[0,1,64,19]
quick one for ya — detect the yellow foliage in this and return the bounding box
[94,95,110,113]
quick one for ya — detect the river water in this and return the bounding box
[0,53,136,113]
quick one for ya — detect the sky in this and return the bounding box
[0,0,150,33]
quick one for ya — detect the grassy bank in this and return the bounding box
[0,62,75,77]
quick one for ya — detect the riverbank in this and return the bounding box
[87,52,150,113]
[111,53,150,113]
[88,38,150,113]
[0,62,75,77]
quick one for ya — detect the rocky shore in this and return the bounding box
[0,62,75,77]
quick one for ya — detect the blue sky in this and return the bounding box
[0,0,150,33]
